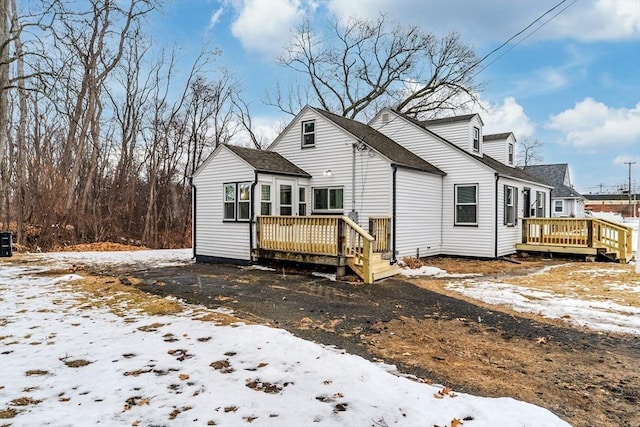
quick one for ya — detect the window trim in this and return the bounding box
[279,184,293,216]
[454,184,478,226]
[536,191,546,218]
[312,187,344,213]
[472,127,480,152]
[503,185,518,226]
[508,143,514,165]
[298,187,308,216]
[554,199,564,214]
[260,183,272,216]
[301,120,315,148]
[223,181,252,222]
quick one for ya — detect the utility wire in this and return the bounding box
[473,0,578,76]
[468,0,576,76]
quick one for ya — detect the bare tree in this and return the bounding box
[517,137,544,166]
[271,15,482,120]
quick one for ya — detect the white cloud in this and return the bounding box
[228,0,308,58]
[481,96,535,140]
[549,0,640,42]
[207,7,225,31]
[546,98,640,147]
[613,154,640,165]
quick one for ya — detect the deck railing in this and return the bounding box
[256,215,376,283]
[521,218,633,262]
[369,216,392,253]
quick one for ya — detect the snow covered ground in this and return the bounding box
[0,251,570,426]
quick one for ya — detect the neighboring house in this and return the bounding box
[523,164,585,217]
[583,193,640,217]
[192,105,551,271]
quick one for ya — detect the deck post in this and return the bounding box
[586,219,593,248]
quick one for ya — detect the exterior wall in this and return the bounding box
[394,168,442,259]
[483,134,515,165]
[193,147,254,262]
[423,115,483,157]
[552,197,586,218]
[372,112,496,258]
[270,108,392,229]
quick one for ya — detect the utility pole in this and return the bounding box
[624,161,636,218]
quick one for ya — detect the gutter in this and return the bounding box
[190,177,196,260]
[392,165,398,264]
[494,172,499,259]
[249,170,258,262]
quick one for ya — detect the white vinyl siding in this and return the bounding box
[395,168,442,259]
[270,107,392,229]
[371,111,495,257]
[422,115,483,156]
[193,146,254,261]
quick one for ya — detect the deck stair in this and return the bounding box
[347,251,402,282]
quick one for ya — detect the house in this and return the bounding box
[192,106,552,281]
[369,109,552,258]
[522,164,585,217]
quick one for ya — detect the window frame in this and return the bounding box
[508,143,514,165]
[223,182,252,222]
[454,184,478,226]
[301,120,315,148]
[536,191,546,217]
[279,184,293,216]
[260,183,272,216]
[472,127,480,152]
[554,199,564,214]
[313,187,344,213]
[298,187,308,216]
[503,185,518,226]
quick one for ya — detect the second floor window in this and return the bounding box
[302,120,315,147]
[473,127,480,152]
[508,143,514,164]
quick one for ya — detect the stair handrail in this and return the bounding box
[592,218,633,263]
[340,216,374,284]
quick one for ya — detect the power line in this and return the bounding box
[469,0,577,76]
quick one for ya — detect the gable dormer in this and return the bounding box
[483,132,516,166]
[420,113,484,156]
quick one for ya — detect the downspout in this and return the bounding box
[190,177,196,260]
[249,170,258,262]
[392,165,398,264]
[350,143,357,221]
[549,188,553,217]
[494,172,499,259]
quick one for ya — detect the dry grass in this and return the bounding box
[404,255,557,276]
[51,242,149,252]
[506,263,640,307]
[63,275,183,317]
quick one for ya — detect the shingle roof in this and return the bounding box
[483,132,513,142]
[224,144,311,177]
[583,193,639,201]
[397,112,548,185]
[313,108,445,175]
[420,114,478,126]
[523,164,583,198]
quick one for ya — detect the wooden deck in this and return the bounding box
[517,218,633,263]
[253,215,399,284]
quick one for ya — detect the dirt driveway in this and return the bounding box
[118,260,640,427]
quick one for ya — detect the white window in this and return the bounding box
[455,184,478,225]
[260,184,271,215]
[302,120,315,148]
[313,187,343,212]
[279,184,292,215]
[298,187,307,216]
[223,184,236,220]
[504,185,517,225]
[223,182,251,221]
[508,143,514,164]
[536,191,546,217]
[554,200,563,214]
[473,127,480,152]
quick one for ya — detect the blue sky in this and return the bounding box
[154,0,640,194]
